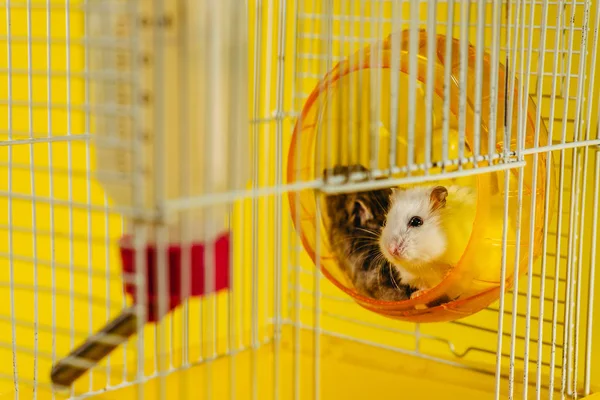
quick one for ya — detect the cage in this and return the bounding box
[0,0,599,399]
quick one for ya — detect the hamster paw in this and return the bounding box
[410,289,430,310]
[409,290,452,310]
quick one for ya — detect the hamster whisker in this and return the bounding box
[389,265,402,292]
[335,236,377,247]
[328,235,377,247]
[348,235,379,242]
[363,250,385,262]
[354,227,380,237]
[371,252,385,263]
[369,253,387,268]
[348,243,380,258]
[330,232,377,241]
[376,264,383,288]
[372,194,391,214]
[374,258,386,285]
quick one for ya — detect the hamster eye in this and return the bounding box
[408,216,423,227]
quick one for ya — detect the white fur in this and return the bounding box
[379,186,452,291]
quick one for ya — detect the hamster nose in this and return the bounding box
[388,240,404,256]
[388,241,403,256]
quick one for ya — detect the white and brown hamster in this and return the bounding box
[379,184,476,299]
[323,165,415,302]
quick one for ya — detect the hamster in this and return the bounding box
[379,184,476,299]
[323,165,414,302]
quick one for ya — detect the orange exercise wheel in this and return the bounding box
[287,29,556,323]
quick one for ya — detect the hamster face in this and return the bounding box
[379,186,448,267]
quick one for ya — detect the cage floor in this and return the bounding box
[3,325,585,400]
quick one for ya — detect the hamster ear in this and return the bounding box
[430,186,448,211]
[390,187,402,195]
[354,199,373,225]
[388,187,399,202]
